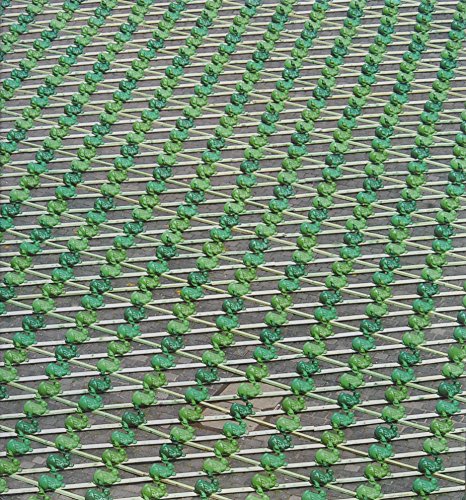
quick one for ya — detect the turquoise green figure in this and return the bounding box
[398,349,420,368]
[291,376,315,395]
[184,386,209,405]
[6,438,31,457]
[374,424,399,443]
[412,477,439,497]
[230,401,254,420]
[88,376,111,395]
[12,331,36,349]
[151,354,174,371]
[196,367,218,385]
[417,457,444,477]
[150,463,175,480]
[368,443,393,462]
[194,478,220,498]
[38,473,64,492]
[337,391,360,410]
[15,418,40,436]
[78,394,103,412]
[122,409,146,429]
[268,433,293,452]
[437,380,462,399]
[302,489,327,500]
[436,399,460,417]
[85,488,112,500]
[352,336,375,353]
[45,361,70,379]
[111,429,136,448]
[223,420,247,440]
[253,345,277,362]
[297,359,320,378]
[390,367,415,385]
[46,453,72,472]
[310,468,334,487]
[160,443,184,463]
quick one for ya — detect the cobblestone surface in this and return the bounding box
[0,0,465,498]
